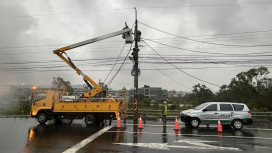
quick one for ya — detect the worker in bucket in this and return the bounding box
[161,101,168,125]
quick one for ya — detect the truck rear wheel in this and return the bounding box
[37,113,47,124]
[85,114,95,126]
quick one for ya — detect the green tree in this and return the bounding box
[129,94,152,109]
[17,100,31,115]
[192,84,214,105]
[216,66,272,110]
[51,77,73,95]
[216,84,234,101]
[182,93,197,106]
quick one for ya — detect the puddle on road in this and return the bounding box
[23,123,104,153]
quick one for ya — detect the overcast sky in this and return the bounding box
[0,0,272,92]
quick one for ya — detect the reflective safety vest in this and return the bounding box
[163,105,167,115]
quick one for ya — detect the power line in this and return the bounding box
[1,1,272,20]
[103,43,126,83]
[139,22,272,47]
[107,42,133,85]
[149,64,191,90]
[143,40,220,87]
[4,65,272,73]
[138,1,272,9]
[143,38,272,55]
[2,27,272,54]
[148,29,272,39]
[3,55,271,67]
[144,34,272,46]
[0,8,134,20]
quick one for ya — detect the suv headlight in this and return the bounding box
[180,112,188,116]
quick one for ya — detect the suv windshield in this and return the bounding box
[195,103,209,110]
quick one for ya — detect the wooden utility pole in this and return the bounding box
[133,7,141,123]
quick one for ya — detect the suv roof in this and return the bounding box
[204,102,246,105]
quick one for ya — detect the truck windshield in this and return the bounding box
[194,103,209,110]
[33,92,47,102]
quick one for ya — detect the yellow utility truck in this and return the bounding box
[31,23,133,125]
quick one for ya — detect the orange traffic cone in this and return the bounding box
[217,119,223,132]
[116,116,121,128]
[138,116,143,129]
[174,117,179,131]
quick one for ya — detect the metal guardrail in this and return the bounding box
[126,109,272,119]
[0,110,271,120]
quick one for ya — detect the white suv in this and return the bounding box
[180,102,253,130]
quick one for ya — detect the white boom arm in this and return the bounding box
[53,28,132,54]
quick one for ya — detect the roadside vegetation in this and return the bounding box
[128,66,272,112]
[1,66,271,115]
[0,77,73,115]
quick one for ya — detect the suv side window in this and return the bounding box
[205,104,217,111]
[232,104,244,111]
[220,104,233,111]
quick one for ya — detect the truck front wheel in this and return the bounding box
[37,113,47,124]
[85,114,95,126]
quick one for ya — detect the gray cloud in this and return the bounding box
[0,0,271,92]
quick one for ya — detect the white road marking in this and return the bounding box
[114,142,241,151]
[168,145,240,151]
[63,126,113,153]
[107,131,272,140]
[245,127,272,131]
[114,143,170,150]
[175,139,241,151]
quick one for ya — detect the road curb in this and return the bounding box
[0,114,31,118]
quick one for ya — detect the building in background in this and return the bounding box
[129,85,168,101]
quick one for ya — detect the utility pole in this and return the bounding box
[132,7,141,145]
[132,7,141,123]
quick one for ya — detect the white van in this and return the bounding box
[180,102,253,130]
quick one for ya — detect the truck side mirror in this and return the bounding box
[202,109,207,112]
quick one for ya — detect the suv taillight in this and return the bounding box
[248,111,252,114]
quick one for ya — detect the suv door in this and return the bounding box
[200,104,220,124]
[219,104,234,124]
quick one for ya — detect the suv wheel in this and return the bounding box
[190,118,200,128]
[232,119,244,130]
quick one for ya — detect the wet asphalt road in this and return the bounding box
[1,117,272,153]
